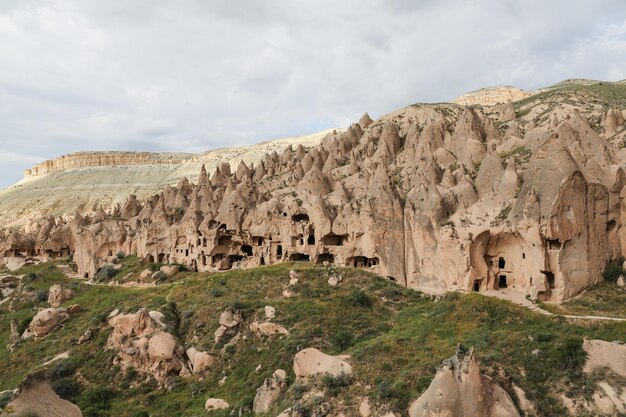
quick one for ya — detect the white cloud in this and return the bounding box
[0,0,625,187]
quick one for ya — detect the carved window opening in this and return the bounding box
[307,234,315,245]
[542,270,556,289]
[498,257,506,269]
[218,235,232,246]
[277,245,283,257]
[473,280,480,292]
[292,213,309,223]
[607,220,617,232]
[241,245,253,256]
[547,239,561,251]
[323,234,347,246]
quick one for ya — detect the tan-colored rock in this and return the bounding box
[253,369,287,414]
[5,380,82,417]
[583,339,626,377]
[250,321,289,336]
[408,347,520,417]
[264,305,276,320]
[27,308,70,337]
[359,397,371,417]
[205,398,230,412]
[293,348,352,378]
[186,347,216,374]
[159,265,180,276]
[106,308,188,383]
[139,269,152,280]
[47,283,74,308]
[66,304,81,315]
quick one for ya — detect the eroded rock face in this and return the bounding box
[293,348,352,378]
[205,398,229,412]
[1,82,625,302]
[186,347,216,374]
[583,339,626,378]
[106,309,188,383]
[408,347,520,417]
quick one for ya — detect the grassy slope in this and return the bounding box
[1,261,625,417]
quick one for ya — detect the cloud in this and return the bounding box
[0,0,625,188]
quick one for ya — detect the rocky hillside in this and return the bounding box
[0,259,624,417]
[0,129,337,227]
[2,80,626,304]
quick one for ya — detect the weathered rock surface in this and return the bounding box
[583,339,626,377]
[186,347,215,374]
[1,80,624,303]
[293,348,352,378]
[253,369,287,414]
[4,379,82,417]
[250,321,289,336]
[205,398,230,412]
[47,283,74,308]
[26,308,70,338]
[408,346,520,417]
[106,308,188,383]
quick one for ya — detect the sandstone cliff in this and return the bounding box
[2,80,626,302]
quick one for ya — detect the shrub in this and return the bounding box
[51,377,81,402]
[330,327,355,351]
[116,251,126,260]
[602,257,625,282]
[78,387,116,417]
[552,336,587,373]
[36,290,49,303]
[210,288,224,298]
[345,288,372,308]
[96,265,118,282]
[322,372,353,396]
[50,359,77,379]
[23,272,39,282]
[152,271,166,283]
[0,390,13,410]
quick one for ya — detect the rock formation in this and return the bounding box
[293,348,352,378]
[47,283,74,308]
[408,346,520,417]
[1,80,626,302]
[2,379,82,417]
[253,369,287,414]
[24,308,70,338]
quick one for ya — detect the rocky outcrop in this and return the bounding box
[293,348,352,378]
[47,283,74,308]
[253,369,287,414]
[408,346,520,417]
[3,379,82,417]
[205,398,230,412]
[25,308,70,338]
[106,309,189,383]
[214,309,242,344]
[583,339,626,377]
[1,80,624,303]
[452,86,533,106]
[186,347,216,374]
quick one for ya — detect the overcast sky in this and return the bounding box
[1,0,625,188]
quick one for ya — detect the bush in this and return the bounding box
[23,272,39,282]
[322,372,353,396]
[96,265,118,282]
[330,327,355,351]
[552,336,587,373]
[602,257,625,282]
[0,390,13,410]
[116,251,126,260]
[50,359,77,379]
[36,290,49,303]
[78,387,116,417]
[345,288,372,308]
[210,288,224,298]
[51,377,81,402]
[152,271,166,283]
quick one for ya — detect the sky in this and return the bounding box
[0,0,625,188]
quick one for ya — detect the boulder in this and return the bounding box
[139,269,152,281]
[293,348,352,378]
[253,369,287,414]
[205,398,229,412]
[250,321,289,336]
[27,308,70,337]
[264,305,276,320]
[4,380,82,417]
[408,346,520,417]
[583,339,626,377]
[160,265,180,276]
[47,283,74,308]
[186,347,215,373]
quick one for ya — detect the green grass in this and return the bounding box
[1,262,625,416]
[541,281,626,319]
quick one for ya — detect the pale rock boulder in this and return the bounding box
[215,309,242,343]
[293,348,352,378]
[592,382,626,415]
[26,308,70,338]
[205,398,230,412]
[253,369,287,414]
[159,265,180,276]
[583,339,626,377]
[250,321,289,336]
[139,269,152,281]
[264,305,276,320]
[408,347,520,417]
[359,397,371,417]
[149,310,167,328]
[618,275,625,288]
[186,347,215,374]
[47,283,74,308]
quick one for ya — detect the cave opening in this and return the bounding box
[241,245,253,256]
[498,275,508,289]
[289,253,310,261]
[317,253,334,264]
[292,213,309,223]
[473,280,480,292]
[498,257,506,269]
